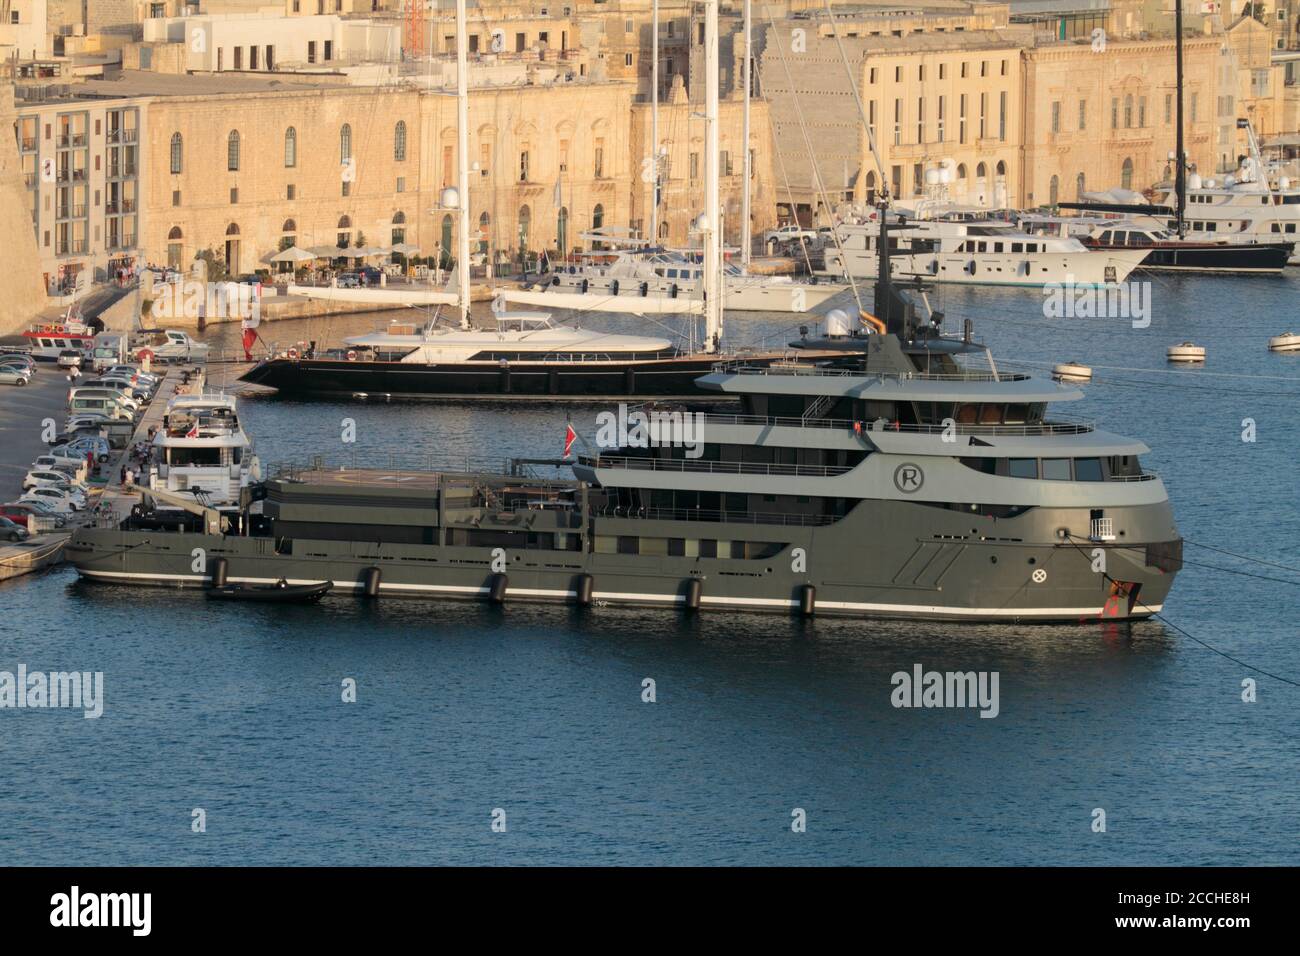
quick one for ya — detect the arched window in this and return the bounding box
[956,163,968,180]
[517,205,531,252]
[557,206,569,254]
[478,211,491,254]
[337,215,352,249]
[1049,175,1059,206]
[864,169,876,202]
[169,132,183,174]
[975,161,987,180]
[391,210,406,246]
[280,220,296,252]
[1121,158,1134,190]
[658,220,669,240]
[1076,172,1086,199]
[340,123,352,163]
[282,219,296,233]
[592,203,604,231]
[167,227,183,269]
[995,160,1007,177]
[225,223,240,236]
[227,130,241,171]
[284,127,297,168]
[1124,95,1133,129]
[394,121,407,162]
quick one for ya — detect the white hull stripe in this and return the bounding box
[74,569,1161,617]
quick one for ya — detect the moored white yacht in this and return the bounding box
[148,393,261,510]
[819,205,1146,287]
[502,233,847,314]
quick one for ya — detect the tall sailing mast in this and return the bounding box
[650,0,660,244]
[455,0,472,329]
[741,0,752,268]
[703,0,723,352]
[1173,0,1186,238]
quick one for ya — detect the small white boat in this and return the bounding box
[1167,342,1206,363]
[1052,361,1093,383]
[1267,331,1300,353]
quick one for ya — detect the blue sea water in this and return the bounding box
[1,274,1297,865]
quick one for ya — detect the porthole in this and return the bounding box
[990,555,998,564]
[1027,557,1036,565]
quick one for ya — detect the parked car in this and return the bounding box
[336,272,361,288]
[57,349,85,369]
[52,436,111,462]
[762,224,819,245]
[106,366,159,387]
[357,265,382,285]
[0,354,36,373]
[0,501,67,529]
[32,451,86,473]
[0,366,32,386]
[0,516,30,543]
[23,468,88,498]
[19,487,81,514]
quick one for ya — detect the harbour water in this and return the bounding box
[2,274,1298,865]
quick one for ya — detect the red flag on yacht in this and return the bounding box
[185,423,199,438]
[563,424,576,458]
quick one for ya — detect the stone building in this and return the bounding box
[138,70,647,272]
[12,84,149,295]
[0,86,46,335]
[1022,33,1234,206]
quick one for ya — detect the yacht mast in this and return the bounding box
[455,0,472,329]
[651,0,659,243]
[740,0,752,267]
[703,0,723,352]
[1174,0,1186,238]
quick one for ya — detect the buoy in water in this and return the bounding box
[1052,361,1092,383]
[1166,342,1206,363]
[1267,331,1300,352]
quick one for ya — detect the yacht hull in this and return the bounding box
[501,279,846,314]
[1129,242,1292,274]
[66,502,1180,623]
[239,354,835,400]
[823,250,1146,286]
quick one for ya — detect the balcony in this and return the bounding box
[56,168,87,183]
[713,361,1029,384]
[56,239,88,256]
[23,173,36,188]
[107,165,137,180]
[579,454,854,479]
[105,199,137,214]
[106,129,138,144]
[56,133,87,148]
[56,204,88,220]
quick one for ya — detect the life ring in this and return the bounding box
[53,325,65,334]
[346,350,357,361]
[287,347,300,360]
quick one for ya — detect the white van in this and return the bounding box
[67,395,134,421]
[68,386,140,413]
[91,332,129,372]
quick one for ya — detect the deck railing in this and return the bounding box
[578,455,853,479]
